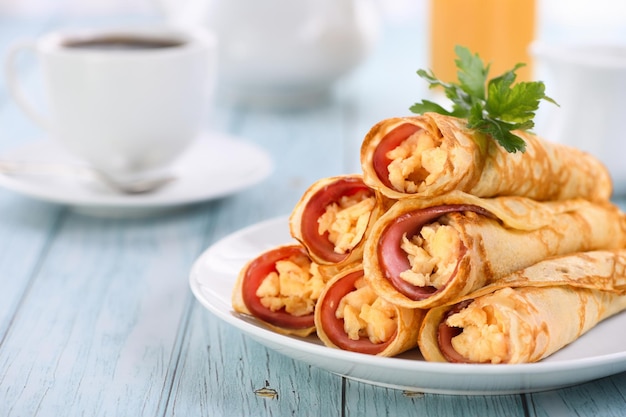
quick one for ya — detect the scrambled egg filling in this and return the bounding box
[256,255,325,317]
[335,277,397,344]
[386,129,447,193]
[445,292,512,364]
[399,219,461,288]
[317,192,376,254]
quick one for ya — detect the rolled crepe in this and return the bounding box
[232,244,331,337]
[315,265,424,356]
[360,112,612,201]
[363,191,626,309]
[289,174,388,268]
[418,250,626,364]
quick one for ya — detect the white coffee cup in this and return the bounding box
[5,26,217,181]
[531,41,626,195]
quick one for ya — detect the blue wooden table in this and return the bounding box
[1,12,626,417]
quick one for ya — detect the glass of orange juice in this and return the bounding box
[429,0,536,82]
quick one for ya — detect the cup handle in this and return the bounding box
[4,41,49,130]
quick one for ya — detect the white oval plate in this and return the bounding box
[0,132,272,216]
[189,216,626,395]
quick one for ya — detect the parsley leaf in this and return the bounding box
[410,45,557,153]
[455,45,488,100]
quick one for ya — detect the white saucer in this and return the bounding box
[0,132,273,216]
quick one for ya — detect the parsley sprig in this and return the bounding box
[410,45,557,153]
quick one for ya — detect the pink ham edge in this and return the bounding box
[371,123,422,190]
[241,245,316,330]
[300,177,375,263]
[437,300,476,363]
[318,269,396,355]
[378,205,491,300]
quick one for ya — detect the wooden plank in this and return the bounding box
[166,305,343,416]
[526,373,626,417]
[0,195,62,339]
[344,381,527,417]
[0,209,214,416]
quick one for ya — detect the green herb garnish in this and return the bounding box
[410,45,557,153]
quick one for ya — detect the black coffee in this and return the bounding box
[64,36,184,51]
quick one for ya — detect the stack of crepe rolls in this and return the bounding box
[363,190,626,309]
[418,250,626,364]
[231,112,626,362]
[360,112,612,202]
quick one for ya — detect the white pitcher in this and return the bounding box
[158,0,380,107]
